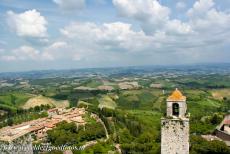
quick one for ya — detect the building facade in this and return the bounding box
[215,114,230,146]
[161,89,189,154]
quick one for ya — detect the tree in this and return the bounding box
[10,94,16,105]
[190,135,230,154]
[7,118,13,126]
[210,114,222,125]
[92,143,106,154]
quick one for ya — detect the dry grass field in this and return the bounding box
[210,89,230,100]
[22,95,69,109]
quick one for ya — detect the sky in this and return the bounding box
[0,0,230,72]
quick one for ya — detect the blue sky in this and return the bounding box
[0,0,230,72]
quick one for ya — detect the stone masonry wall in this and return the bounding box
[161,118,189,154]
[0,134,33,154]
[166,101,187,118]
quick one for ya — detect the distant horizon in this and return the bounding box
[1,62,230,74]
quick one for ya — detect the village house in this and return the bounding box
[0,107,86,143]
[215,114,230,146]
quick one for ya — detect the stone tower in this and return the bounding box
[161,89,189,154]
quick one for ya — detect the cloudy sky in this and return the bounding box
[0,0,230,72]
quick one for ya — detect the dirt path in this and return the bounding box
[153,96,164,111]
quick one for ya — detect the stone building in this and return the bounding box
[0,132,33,154]
[215,114,230,146]
[0,107,86,153]
[161,89,189,154]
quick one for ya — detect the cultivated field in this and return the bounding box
[210,89,230,100]
[22,95,69,109]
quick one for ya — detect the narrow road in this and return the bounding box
[82,113,109,149]
[90,113,109,141]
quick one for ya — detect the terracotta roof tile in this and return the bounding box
[167,88,186,101]
[224,120,230,125]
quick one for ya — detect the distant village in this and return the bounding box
[0,107,86,143]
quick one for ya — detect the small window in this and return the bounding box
[172,103,179,116]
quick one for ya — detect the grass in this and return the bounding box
[210,88,230,100]
[152,96,166,112]
[0,92,32,107]
[118,89,161,110]
[85,80,103,88]
[83,113,97,124]
[138,91,157,109]
[188,98,222,117]
[22,95,69,109]
[184,89,208,96]
[127,110,162,131]
[78,100,92,106]
[98,95,117,110]
[120,89,223,136]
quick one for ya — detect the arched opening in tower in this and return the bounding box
[172,103,179,116]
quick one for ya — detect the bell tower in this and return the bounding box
[161,89,189,154]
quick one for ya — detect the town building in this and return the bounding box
[215,114,230,146]
[0,107,86,153]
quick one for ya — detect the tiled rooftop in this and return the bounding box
[0,108,86,142]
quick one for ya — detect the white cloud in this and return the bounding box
[113,0,170,20]
[112,0,191,35]
[187,0,230,37]
[53,0,85,11]
[165,19,192,35]
[0,48,5,53]
[73,53,83,61]
[61,22,153,52]
[176,2,186,10]
[1,42,68,61]
[7,10,47,37]
[41,41,69,60]
[2,0,230,68]
[12,46,40,60]
[48,41,67,49]
[187,0,214,18]
[59,16,230,64]
[39,38,49,44]
[0,55,16,61]
[57,0,230,63]
[59,21,161,63]
[112,0,230,46]
[60,22,99,39]
[40,52,54,61]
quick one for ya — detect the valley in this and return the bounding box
[0,64,230,153]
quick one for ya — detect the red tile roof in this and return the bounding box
[224,120,230,125]
[167,88,186,101]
